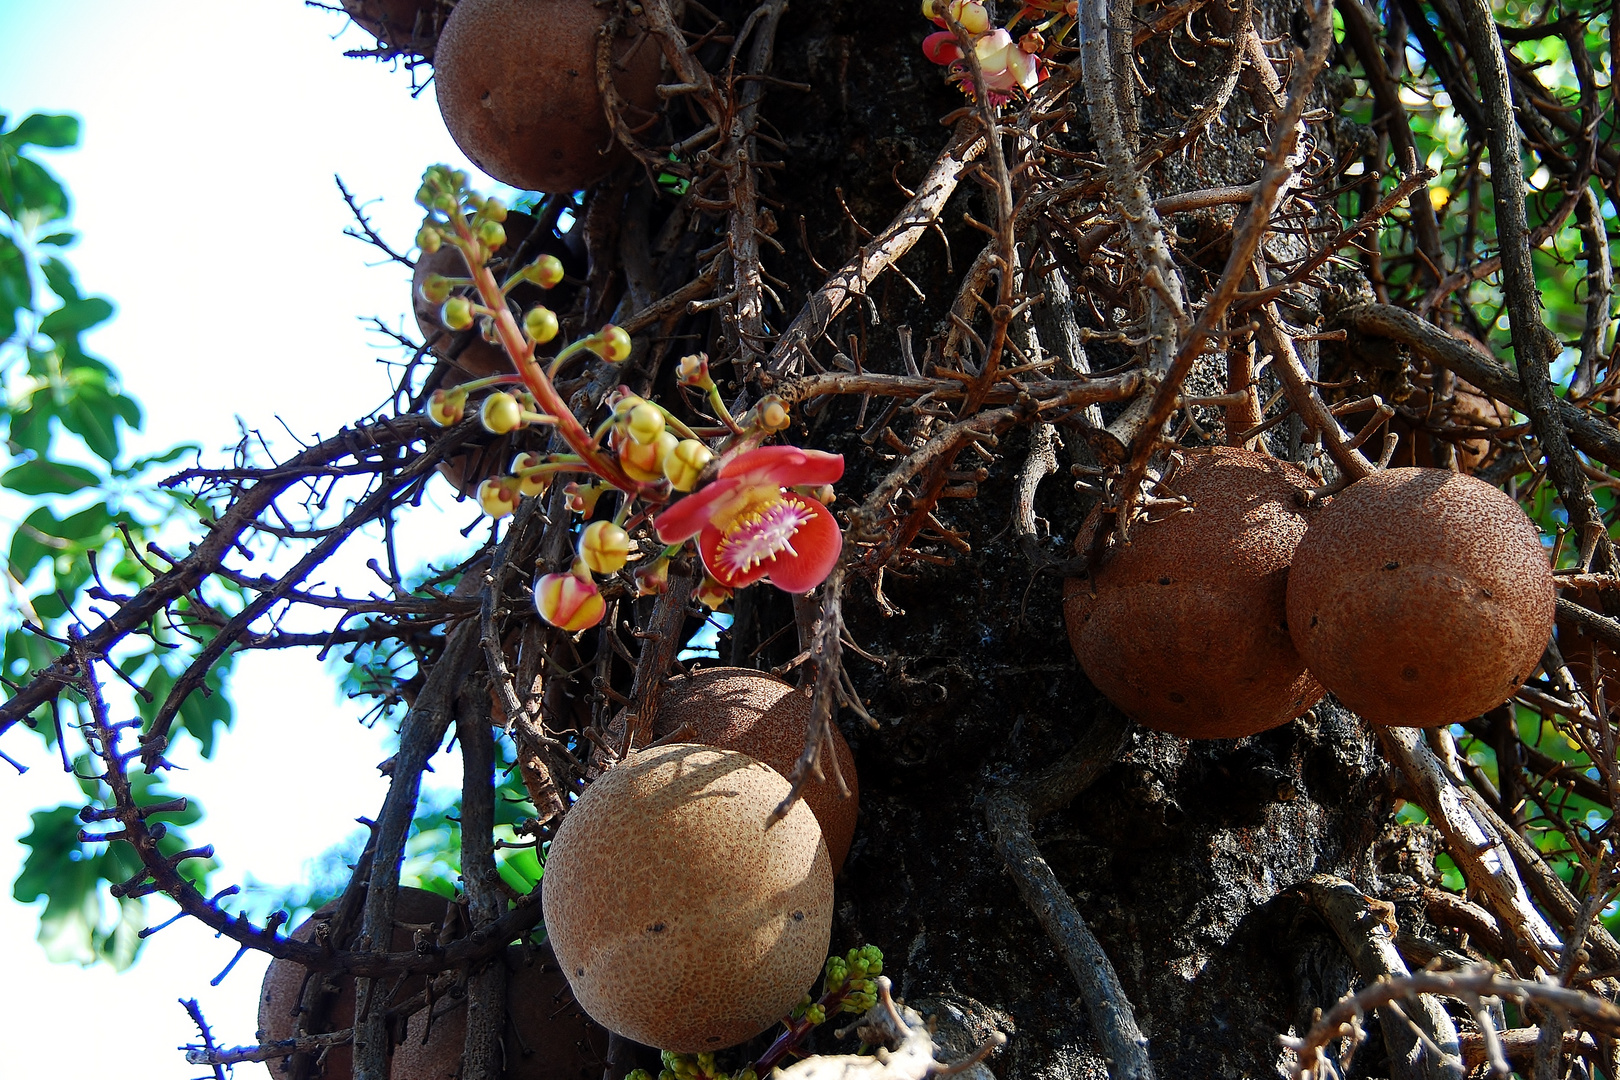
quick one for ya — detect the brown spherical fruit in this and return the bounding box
[435,0,664,193]
[1063,447,1324,739]
[395,943,611,1080]
[258,887,452,1079]
[1286,467,1554,727]
[542,744,834,1052]
[342,0,450,56]
[648,667,858,873]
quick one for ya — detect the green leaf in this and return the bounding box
[40,296,113,339]
[39,257,79,303]
[59,392,122,462]
[9,505,66,579]
[1,459,100,495]
[7,157,69,222]
[37,231,75,247]
[0,233,28,341]
[9,400,53,456]
[9,113,81,150]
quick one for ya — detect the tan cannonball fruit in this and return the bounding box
[1063,447,1324,739]
[648,667,859,873]
[434,0,663,193]
[542,744,834,1052]
[257,887,452,1079]
[394,943,611,1080]
[1286,467,1554,727]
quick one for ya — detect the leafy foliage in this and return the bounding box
[1,111,227,967]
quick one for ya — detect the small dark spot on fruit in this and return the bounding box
[1168,691,1186,704]
[707,1036,721,1044]
[793,911,805,921]
[576,967,585,977]
[1402,666,1419,681]
[1384,561,1399,570]
[1158,576,1172,585]
[648,923,665,933]
[1482,588,1493,598]
[1310,615,1318,627]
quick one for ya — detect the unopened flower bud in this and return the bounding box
[415,184,436,208]
[564,481,604,516]
[416,225,442,254]
[620,431,678,483]
[477,476,521,519]
[528,254,565,289]
[794,483,836,505]
[635,557,671,596]
[524,305,559,344]
[535,571,606,631]
[442,296,474,331]
[759,396,791,432]
[696,576,732,610]
[480,391,524,434]
[419,274,454,306]
[478,219,506,249]
[482,197,508,223]
[591,324,633,364]
[1019,29,1046,54]
[676,352,714,390]
[428,387,467,426]
[664,439,713,491]
[512,451,552,497]
[579,520,632,574]
[624,402,666,446]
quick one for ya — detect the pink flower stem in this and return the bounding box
[449,214,654,499]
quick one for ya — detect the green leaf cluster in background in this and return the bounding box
[1,111,228,967]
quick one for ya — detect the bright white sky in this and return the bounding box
[0,2,509,1074]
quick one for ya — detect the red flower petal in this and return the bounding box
[720,445,845,487]
[922,30,963,65]
[764,498,842,594]
[653,477,739,543]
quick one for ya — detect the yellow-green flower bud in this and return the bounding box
[512,451,551,497]
[480,391,523,434]
[477,476,520,519]
[664,438,712,491]
[620,430,677,483]
[524,305,559,344]
[482,197,508,223]
[528,254,565,288]
[478,219,506,249]
[696,576,732,610]
[442,296,474,331]
[579,520,631,575]
[759,396,790,432]
[624,401,666,446]
[419,273,454,306]
[428,387,467,427]
[416,225,442,254]
[415,184,436,208]
[591,324,633,363]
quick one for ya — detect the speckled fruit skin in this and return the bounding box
[650,667,859,873]
[395,943,611,1080]
[1286,467,1554,727]
[542,744,833,1052]
[1062,447,1324,739]
[257,888,450,1079]
[434,0,663,193]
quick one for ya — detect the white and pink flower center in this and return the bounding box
[714,494,816,577]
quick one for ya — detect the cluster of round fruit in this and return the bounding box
[258,669,860,1077]
[1062,449,1556,738]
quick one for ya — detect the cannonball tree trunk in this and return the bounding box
[15,0,1620,1078]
